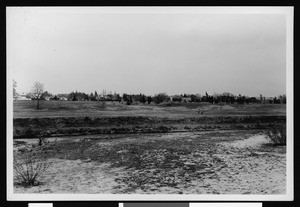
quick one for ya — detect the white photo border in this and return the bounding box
[6,6,294,201]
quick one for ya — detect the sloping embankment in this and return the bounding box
[13,115,286,138]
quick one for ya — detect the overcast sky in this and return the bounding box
[7,7,288,97]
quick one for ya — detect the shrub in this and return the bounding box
[98,100,106,109]
[38,137,49,146]
[153,93,169,104]
[157,126,170,133]
[14,152,52,186]
[266,123,286,145]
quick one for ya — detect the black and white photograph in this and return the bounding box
[6,7,293,201]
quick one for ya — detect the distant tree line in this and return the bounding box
[61,91,286,105]
[24,90,287,105]
[14,81,286,105]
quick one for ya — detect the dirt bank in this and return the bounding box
[13,115,286,138]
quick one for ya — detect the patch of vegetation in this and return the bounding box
[98,100,106,110]
[14,151,53,187]
[23,127,36,138]
[13,100,287,118]
[266,123,286,146]
[13,115,286,138]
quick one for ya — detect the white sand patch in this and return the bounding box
[204,134,287,194]
[221,135,270,149]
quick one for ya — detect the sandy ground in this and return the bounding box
[114,135,286,194]
[199,135,286,194]
[13,134,286,194]
[14,159,124,193]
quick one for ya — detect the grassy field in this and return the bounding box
[13,100,286,118]
[13,100,286,138]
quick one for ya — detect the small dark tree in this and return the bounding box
[191,94,196,102]
[123,93,129,102]
[279,94,286,104]
[147,96,153,104]
[274,96,281,104]
[53,95,59,100]
[84,93,89,101]
[237,94,246,104]
[116,94,122,102]
[204,92,213,104]
[89,93,96,101]
[191,94,201,102]
[140,94,147,104]
[41,91,52,100]
[127,95,133,105]
[72,93,77,101]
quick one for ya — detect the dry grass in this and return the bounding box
[13,100,286,118]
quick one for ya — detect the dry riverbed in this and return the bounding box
[13,130,286,194]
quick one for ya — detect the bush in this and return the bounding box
[153,93,169,104]
[14,152,52,186]
[98,100,106,109]
[266,123,286,145]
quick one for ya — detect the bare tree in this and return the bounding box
[32,82,44,109]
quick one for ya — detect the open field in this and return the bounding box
[13,100,286,118]
[13,100,286,138]
[12,101,287,194]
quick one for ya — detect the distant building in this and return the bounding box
[57,94,68,101]
[181,97,191,103]
[16,93,31,101]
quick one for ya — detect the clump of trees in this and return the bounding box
[19,81,287,107]
[139,94,147,104]
[122,93,133,105]
[153,93,169,104]
[29,89,288,105]
[68,91,89,101]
